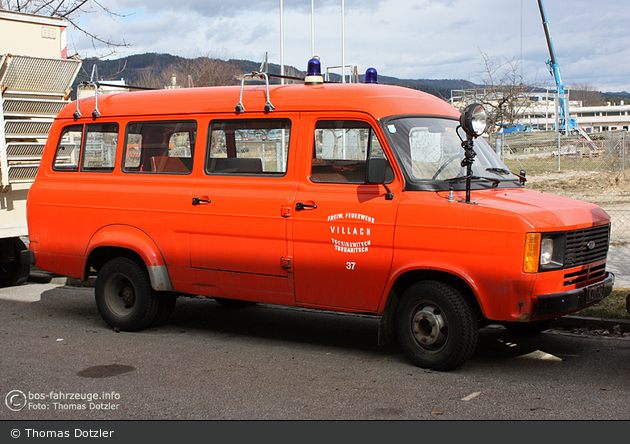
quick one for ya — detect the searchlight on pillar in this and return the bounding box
[364,68,378,84]
[305,56,324,85]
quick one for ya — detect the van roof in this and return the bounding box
[61,83,460,121]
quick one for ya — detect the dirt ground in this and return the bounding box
[525,170,630,242]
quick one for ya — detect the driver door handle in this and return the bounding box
[192,197,211,205]
[296,202,317,211]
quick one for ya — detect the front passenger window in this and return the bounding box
[311,120,391,183]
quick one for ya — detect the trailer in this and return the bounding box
[1,11,81,286]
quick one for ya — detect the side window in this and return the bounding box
[311,120,391,183]
[206,119,290,175]
[53,125,83,171]
[122,121,196,174]
[81,123,119,172]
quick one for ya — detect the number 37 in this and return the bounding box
[346,262,356,270]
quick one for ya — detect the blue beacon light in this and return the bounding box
[364,67,378,84]
[305,57,323,85]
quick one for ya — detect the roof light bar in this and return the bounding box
[364,68,378,84]
[305,57,323,85]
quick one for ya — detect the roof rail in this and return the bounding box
[235,72,275,114]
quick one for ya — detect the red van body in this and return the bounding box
[27,81,614,370]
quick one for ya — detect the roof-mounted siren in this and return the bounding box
[364,68,378,84]
[305,57,323,85]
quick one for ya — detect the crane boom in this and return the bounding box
[537,0,576,133]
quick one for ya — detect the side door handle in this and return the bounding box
[192,197,211,205]
[296,202,317,211]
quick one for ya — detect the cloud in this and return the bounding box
[69,0,630,92]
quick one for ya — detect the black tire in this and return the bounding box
[95,258,159,331]
[213,297,257,308]
[0,237,30,288]
[396,281,478,371]
[501,319,555,335]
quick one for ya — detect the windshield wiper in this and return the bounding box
[486,167,527,184]
[486,167,511,175]
[447,175,500,187]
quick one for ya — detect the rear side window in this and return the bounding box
[123,121,196,174]
[206,119,290,175]
[81,123,119,172]
[53,125,83,171]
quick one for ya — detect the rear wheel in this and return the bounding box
[95,258,159,331]
[396,281,478,371]
[0,237,30,288]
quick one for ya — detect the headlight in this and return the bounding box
[540,238,554,265]
[523,233,566,273]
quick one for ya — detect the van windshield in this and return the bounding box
[382,117,519,187]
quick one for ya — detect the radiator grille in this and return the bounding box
[564,224,609,267]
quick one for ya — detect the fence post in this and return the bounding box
[623,131,626,172]
[557,130,561,172]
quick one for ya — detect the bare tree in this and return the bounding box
[570,83,604,107]
[0,0,130,57]
[469,52,537,133]
[179,53,239,87]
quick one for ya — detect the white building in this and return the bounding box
[451,89,630,133]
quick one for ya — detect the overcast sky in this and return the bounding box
[70,0,630,92]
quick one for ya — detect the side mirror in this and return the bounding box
[366,156,388,184]
[366,157,394,200]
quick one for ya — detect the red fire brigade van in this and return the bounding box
[26,63,614,371]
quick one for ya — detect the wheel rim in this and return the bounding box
[410,303,448,353]
[103,273,136,317]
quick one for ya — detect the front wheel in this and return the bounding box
[95,258,160,331]
[396,281,478,371]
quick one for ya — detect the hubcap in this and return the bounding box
[104,274,136,317]
[411,304,448,349]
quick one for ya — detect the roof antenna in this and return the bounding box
[259,52,269,73]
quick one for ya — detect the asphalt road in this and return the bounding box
[1,281,629,421]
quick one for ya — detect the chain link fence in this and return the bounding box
[489,130,630,285]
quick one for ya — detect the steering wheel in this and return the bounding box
[432,154,460,180]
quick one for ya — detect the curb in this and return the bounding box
[553,315,630,333]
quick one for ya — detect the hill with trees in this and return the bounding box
[72,53,476,100]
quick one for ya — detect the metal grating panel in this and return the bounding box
[2,99,67,117]
[6,143,45,159]
[0,55,81,94]
[7,165,39,181]
[4,120,52,137]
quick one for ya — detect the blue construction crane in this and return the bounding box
[537,0,577,133]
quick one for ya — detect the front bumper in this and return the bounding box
[534,272,614,317]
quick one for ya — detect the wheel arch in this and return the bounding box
[377,269,483,346]
[84,225,174,292]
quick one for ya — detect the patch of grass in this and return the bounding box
[574,288,630,319]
